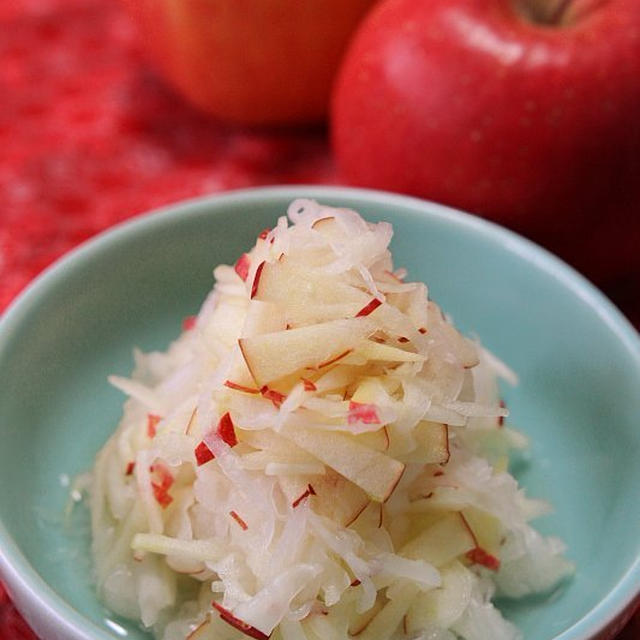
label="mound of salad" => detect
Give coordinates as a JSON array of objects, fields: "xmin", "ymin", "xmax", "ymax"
[{"xmin": 90, "ymin": 199, "xmax": 572, "ymax": 640}]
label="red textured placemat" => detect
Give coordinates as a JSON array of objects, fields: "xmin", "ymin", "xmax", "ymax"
[
  {"xmin": 0, "ymin": 0, "xmax": 337, "ymax": 314},
  {"xmin": 0, "ymin": 1, "xmax": 638, "ymax": 638}
]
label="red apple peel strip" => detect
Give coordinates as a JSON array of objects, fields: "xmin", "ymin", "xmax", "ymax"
[
  {"xmin": 152, "ymin": 483, "xmax": 173, "ymax": 508},
  {"xmin": 301, "ymin": 377, "xmax": 317, "ymax": 392},
  {"xmin": 315, "ymin": 348, "xmax": 353, "ymax": 370},
  {"xmin": 348, "ymin": 401, "xmax": 381, "ymax": 425},
  {"xmin": 355, "ymin": 298, "xmax": 382, "ymax": 317},
  {"xmin": 250, "ymin": 261, "xmax": 266, "ymax": 298},
  {"xmin": 235, "ymin": 254, "xmax": 251, "ymax": 282},
  {"xmin": 211, "ymin": 601, "xmax": 271, "ymax": 640},
  {"xmin": 225, "ymin": 380, "xmax": 260, "ymax": 394},
  {"xmin": 260, "ymin": 386, "xmax": 286, "ymax": 408},
  {"xmin": 147, "ymin": 413, "xmax": 161, "ymax": 438},
  {"xmin": 466, "ymin": 547, "xmax": 501, "ymax": 571},
  {"xmin": 182, "ymin": 315, "xmax": 197, "ymax": 331},
  {"xmin": 229, "ymin": 510, "xmax": 248, "ymax": 531},
  {"xmin": 292, "ymin": 483, "xmax": 317, "ymax": 508},
  {"xmin": 195, "ymin": 412, "xmax": 238, "ymax": 465}
]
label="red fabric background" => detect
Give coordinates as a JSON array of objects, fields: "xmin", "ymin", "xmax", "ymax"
[{"xmin": 0, "ymin": 1, "xmax": 638, "ymax": 638}]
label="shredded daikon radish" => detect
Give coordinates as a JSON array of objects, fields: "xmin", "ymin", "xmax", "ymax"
[{"xmin": 89, "ymin": 199, "xmax": 572, "ymax": 640}]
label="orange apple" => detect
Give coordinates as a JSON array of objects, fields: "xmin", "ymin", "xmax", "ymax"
[{"xmin": 121, "ymin": 0, "xmax": 378, "ymax": 125}]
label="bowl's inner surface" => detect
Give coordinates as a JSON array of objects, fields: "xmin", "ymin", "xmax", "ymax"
[{"xmin": 0, "ymin": 190, "xmax": 639, "ymax": 640}]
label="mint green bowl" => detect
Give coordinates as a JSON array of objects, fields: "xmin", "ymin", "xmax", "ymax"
[{"xmin": 0, "ymin": 187, "xmax": 639, "ymax": 640}]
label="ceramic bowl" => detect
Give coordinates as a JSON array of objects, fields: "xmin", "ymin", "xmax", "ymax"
[{"xmin": 0, "ymin": 186, "xmax": 639, "ymax": 640}]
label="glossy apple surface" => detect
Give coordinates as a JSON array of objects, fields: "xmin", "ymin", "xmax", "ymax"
[
  {"xmin": 332, "ymin": 0, "xmax": 640, "ymax": 237},
  {"xmin": 122, "ymin": 0, "xmax": 378, "ymax": 125}
]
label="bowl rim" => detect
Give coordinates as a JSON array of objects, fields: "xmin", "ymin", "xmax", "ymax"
[{"xmin": 0, "ymin": 184, "xmax": 638, "ymax": 640}]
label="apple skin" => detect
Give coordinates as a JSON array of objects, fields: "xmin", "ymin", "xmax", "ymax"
[
  {"xmin": 121, "ymin": 0, "xmax": 378, "ymax": 125},
  {"xmin": 331, "ymin": 0, "xmax": 640, "ymax": 237},
  {"xmin": 535, "ymin": 177, "xmax": 640, "ymax": 285}
]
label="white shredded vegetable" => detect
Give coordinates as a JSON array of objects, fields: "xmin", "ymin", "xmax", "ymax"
[{"xmin": 89, "ymin": 199, "xmax": 572, "ymax": 640}]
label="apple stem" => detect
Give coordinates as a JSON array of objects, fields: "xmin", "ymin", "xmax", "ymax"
[
  {"xmin": 547, "ymin": 0, "xmax": 574, "ymax": 23},
  {"xmin": 513, "ymin": 0, "xmax": 608, "ymax": 27},
  {"xmin": 515, "ymin": 0, "xmax": 597, "ymax": 26}
]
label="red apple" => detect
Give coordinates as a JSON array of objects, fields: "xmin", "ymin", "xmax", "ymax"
[
  {"xmin": 121, "ymin": 0, "xmax": 379, "ymax": 125},
  {"xmin": 331, "ymin": 0, "xmax": 640, "ymax": 238},
  {"xmin": 534, "ymin": 180, "xmax": 640, "ymax": 285}
]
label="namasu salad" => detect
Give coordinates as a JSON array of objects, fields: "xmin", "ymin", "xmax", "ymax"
[{"xmin": 90, "ymin": 200, "xmax": 573, "ymax": 640}]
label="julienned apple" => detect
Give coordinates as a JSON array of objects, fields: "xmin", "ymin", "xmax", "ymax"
[
  {"xmin": 121, "ymin": 0, "xmax": 377, "ymax": 125},
  {"xmin": 332, "ymin": 0, "xmax": 640, "ymax": 235}
]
